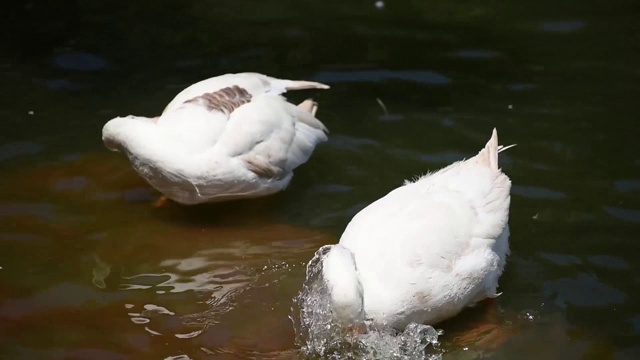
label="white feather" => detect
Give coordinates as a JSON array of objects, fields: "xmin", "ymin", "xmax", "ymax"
[
  {"xmin": 102, "ymin": 72, "xmax": 329, "ymax": 204},
  {"xmin": 322, "ymin": 128, "xmax": 513, "ymax": 329}
]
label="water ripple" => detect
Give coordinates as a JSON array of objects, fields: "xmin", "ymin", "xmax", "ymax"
[
  {"xmin": 449, "ymin": 49, "xmax": 501, "ymax": 59},
  {"xmin": 544, "ymin": 273, "xmax": 628, "ymax": 308},
  {"xmin": 326, "ymin": 134, "xmax": 381, "ymax": 153},
  {"xmin": 387, "ymin": 148, "xmax": 469, "ymax": 166},
  {"xmin": 587, "ymin": 255, "xmax": 631, "ymax": 271},
  {"xmin": 629, "ymin": 315, "xmax": 640, "ymax": 335},
  {"xmin": 539, "ymin": 20, "xmax": 586, "ymax": 33},
  {"xmin": 539, "ymin": 252, "xmax": 582, "ymax": 266},
  {"xmin": 512, "ymin": 185, "xmax": 567, "ymax": 200},
  {"xmin": 614, "ymin": 180, "xmax": 640, "ymax": 193},
  {"xmin": 0, "ymin": 142, "xmax": 43, "ymax": 162},
  {"xmin": 507, "ymin": 83, "xmax": 539, "ymax": 91},
  {"xmin": 604, "ymin": 206, "xmax": 640, "ymax": 224},
  {"xmin": 53, "ymin": 52, "xmax": 110, "ymax": 72},
  {"xmin": 0, "ymin": 203, "xmax": 57, "ymax": 221},
  {"xmin": 53, "ymin": 176, "xmax": 88, "ymax": 192},
  {"xmin": 313, "ymin": 70, "xmax": 451, "ymax": 85}
]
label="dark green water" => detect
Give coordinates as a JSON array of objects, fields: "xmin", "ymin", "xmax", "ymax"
[{"xmin": 1, "ymin": 0, "xmax": 639, "ymax": 359}]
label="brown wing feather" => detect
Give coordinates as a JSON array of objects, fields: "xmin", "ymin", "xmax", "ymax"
[{"xmin": 184, "ymin": 85, "xmax": 252, "ymax": 114}]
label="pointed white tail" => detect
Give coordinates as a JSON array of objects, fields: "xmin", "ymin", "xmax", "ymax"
[
  {"xmin": 475, "ymin": 128, "xmax": 516, "ymax": 169},
  {"xmin": 284, "ymin": 80, "xmax": 330, "ymax": 90}
]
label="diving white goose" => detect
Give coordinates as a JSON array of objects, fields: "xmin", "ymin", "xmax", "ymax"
[
  {"xmin": 102, "ymin": 72, "xmax": 329, "ymax": 205},
  {"xmin": 321, "ymin": 129, "xmax": 514, "ymax": 330}
]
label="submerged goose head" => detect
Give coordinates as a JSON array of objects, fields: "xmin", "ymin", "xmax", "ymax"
[
  {"xmin": 322, "ymin": 245, "xmax": 366, "ymax": 326},
  {"xmin": 102, "ymin": 115, "xmax": 192, "ymax": 172},
  {"xmin": 102, "ymin": 115, "xmax": 159, "ymax": 153}
]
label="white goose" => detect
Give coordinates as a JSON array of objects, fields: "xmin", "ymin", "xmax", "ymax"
[
  {"xmin": 102, "ymin": 73, "xmax": 329, "ymax": 205},
  {"xmin": 321, "ymin": 129, "xmax": 514, "ymax": 330}
]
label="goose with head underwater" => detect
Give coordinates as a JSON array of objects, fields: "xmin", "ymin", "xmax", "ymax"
[
  {"xmin": 321, "ymin": 129, "xmax": 515, "ymax": 330},
  {"xmin": 102, "ymin": 72, "xmax": 329, "ymax": 205}
]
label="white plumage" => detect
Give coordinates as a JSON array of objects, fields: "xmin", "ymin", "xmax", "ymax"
[
  {"xmin": 322, "ymin": 129, "xmax": 513, "ymax": 330},
  {"xmin": 102, "ymin": 72, "xmax": 329, "ymax": 205}
]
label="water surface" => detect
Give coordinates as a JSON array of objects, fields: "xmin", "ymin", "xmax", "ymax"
[{"xmin": 1, "ymin": 0, "xmax": 640, "ymax": 358}]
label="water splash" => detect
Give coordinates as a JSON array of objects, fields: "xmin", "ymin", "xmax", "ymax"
[{"xmin": 291, "ymin": 245, "xmax": 443, "ymax": 359}]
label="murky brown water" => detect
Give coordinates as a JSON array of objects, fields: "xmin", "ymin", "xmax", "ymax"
[
  {"xmin": 2, "ymin": 0, "xmax": 640, "ymax": 359},
  {"xmin": 0, "ymin": 153, "xmax": 619, "ymax": 359}
]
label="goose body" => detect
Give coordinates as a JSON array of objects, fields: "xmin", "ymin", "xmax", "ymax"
[
  {"xmin": 321, "ymin": 129, "xmax": 513, "ymax": 330},
  {"xmin": 102, "ymin": 73, "xmax": 329, "ymax": 204}
]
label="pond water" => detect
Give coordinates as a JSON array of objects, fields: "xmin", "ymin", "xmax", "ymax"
[{"xmin": 1, "ymin": 0, "xmax": 640, "ymax": 359}]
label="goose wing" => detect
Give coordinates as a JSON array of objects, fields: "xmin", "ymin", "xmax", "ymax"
[{"xmin": 211, "ymin": 94, "xmax": 328, "ymax": 179}]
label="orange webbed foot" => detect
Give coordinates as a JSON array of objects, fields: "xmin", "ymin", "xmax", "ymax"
[{"xmin": 152, "ymin": 195, "xmax": 168, "ymax": 208}]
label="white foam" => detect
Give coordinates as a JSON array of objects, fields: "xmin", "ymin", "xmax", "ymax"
[{"xmin": 291, "ymin": 246, "xmax": 443, "ymax": 359}]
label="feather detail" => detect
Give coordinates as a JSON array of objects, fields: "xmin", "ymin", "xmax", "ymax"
[
  {"xmin": 102, "ymin": 72, "xmax": 329, "ymax": 205},
  {"xmin": 184, "ymin": 85, "xmax": 252, "ymax": 114},
  {"xmin": 320, "ymin": 129, "xmax": 513, "ymax": 329}
]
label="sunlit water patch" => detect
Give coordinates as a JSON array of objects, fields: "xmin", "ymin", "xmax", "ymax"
[{"xmin": 292, "ymin": 246, "xmax": 443, "ymax": 360}]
